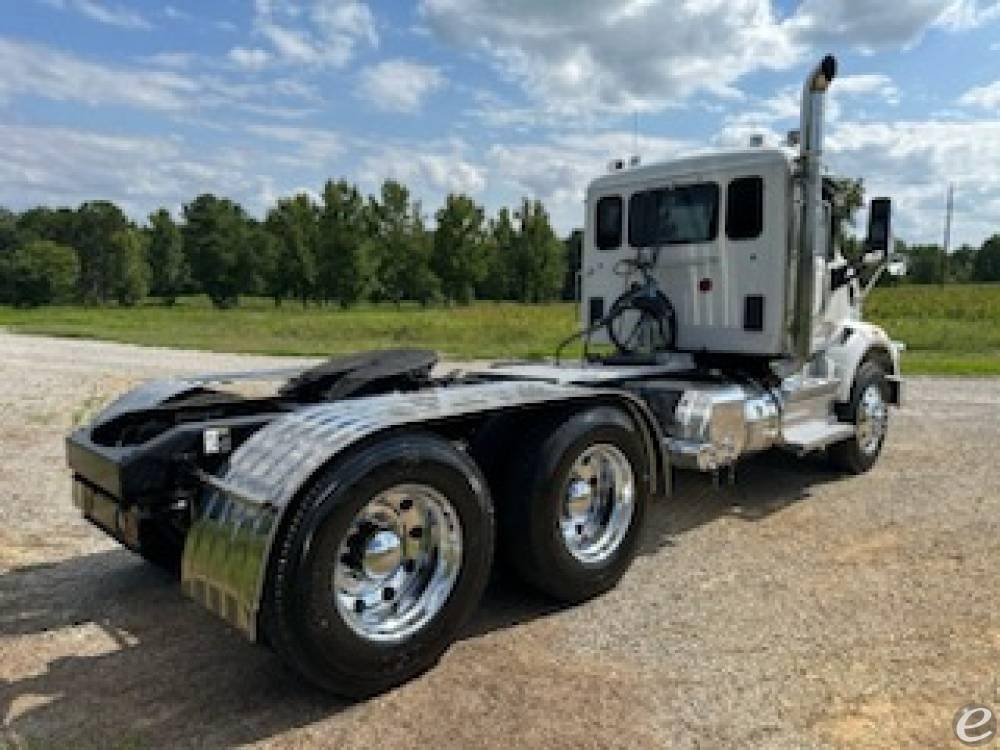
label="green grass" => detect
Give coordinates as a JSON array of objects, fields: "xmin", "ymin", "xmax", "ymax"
[
  {"xmin": 0, "ymin": 297, "xmax": 579, "ymax": 360},
  {"xmin": 0, "ymin": 285, "xmax": 998, "ymax": 375},
  {"xmin": 866, "ymin": 283, "xmax": 1000, "ymax": 375}
]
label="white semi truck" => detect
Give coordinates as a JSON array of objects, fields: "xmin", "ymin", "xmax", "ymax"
[{"xmin": 66, "ymin": 55, "xmax": 902, "ymax": 696}]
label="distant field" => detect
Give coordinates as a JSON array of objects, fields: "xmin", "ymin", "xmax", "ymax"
[
  {"xmin": 865, "ymin": 284, "xmax": 1000, "ymax": 375},
  {"xmin": 0, "ymin": 284, "xmax": 998, "ymax": 374},
  {"xmin": 0, "ymin": 299, "xmax": 579, "ymax": 360}
]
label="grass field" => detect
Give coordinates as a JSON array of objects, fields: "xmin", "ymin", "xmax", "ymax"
[{"xmin": 0, "ymin": 284, "xmax": 998, "ymax": 375}]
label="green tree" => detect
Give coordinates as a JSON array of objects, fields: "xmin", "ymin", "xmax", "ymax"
[
  {"xmin": 246, "ymin": 220, "xmax": 280, "ymax": 302},
  {"xmin": 511, "ymin": 199, "xmax": 566, "ymax": 302},
  {"xmin": 562, "ymin": 229, "xmax": 583, "ymax": 301},
  {"xmin": 16, "ymin": 207, "xmax": 78, "ymax": 249},
  {"xmin": 828, "ymin": 177, "xmax": 865, "ymax": 260},
  {"xmin": 974, "ymin": 235, "xmax": 1000, "ymax": 282},
  {"xmin": 74, "ymin": 201, "xmax": 130, "ymax": 303},
  {"xmin": 1, "ymin": 239, "xmax": 79, "ymax": 307},
  {"xmin": 433, "ymin": 194, "xmax": 487, "ymax": 304},
  {"xmin": 478, "ymin": 207, "xmax": 516, "ymax": 300},
  {"xmin": 904, "ymin": 244, "xmax": 944, "ymax": 284},
  {"xmin": 265, "ymin": 193, "xmax": 319, "ymax": 306},
  {"xmin": 146, "ymin": 208, "xmax": 187, "ymax": 304},
  {"xmin": 109, "ymin": 228, "xmax": 149, "ymax": 306},
  {"xmin": 949, "ymin": 244, "xmax": 977, "ymax": 283},
  {"xmin": 318, "ymin": 180, "xmax": 372, "ymax": 307},
  {"xmin": 369, "ymin": 180, "xmax": 439, "ymax": 305},
  {"xmin": 182, "ymin": 194, "xmax": 251, "ymax": 308}
]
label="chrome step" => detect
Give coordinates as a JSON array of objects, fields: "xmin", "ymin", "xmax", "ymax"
[{"xmin": 781, "ymin": 420, "xmax": 855, "ymax": 453}]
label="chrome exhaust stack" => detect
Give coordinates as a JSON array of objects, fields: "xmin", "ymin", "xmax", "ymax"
[{"xmin": 792, "ymin": 55, "xmax": 837, "ymax": 361}]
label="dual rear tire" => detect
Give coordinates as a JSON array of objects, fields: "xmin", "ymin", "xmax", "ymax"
[{"xmin": 262, "ymin": 407, "xmax": 650, "ymax": 697}]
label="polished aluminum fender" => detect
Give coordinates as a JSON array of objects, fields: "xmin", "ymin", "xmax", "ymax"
[{"xmin": 181, "ymin": 380, "xmax": 665, "ymax": 640}]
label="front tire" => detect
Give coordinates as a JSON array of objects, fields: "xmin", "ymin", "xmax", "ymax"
[
  {"xmin": 829, "ymin": 361, "xmax": 891, "ymax": 474},
  {"xmin": 499, "ymin": 406, "xmax": 650, "ymax": 603},
  {"xmin": 262, "ymin": 432, "xmax": 494, "ymax": 697}
]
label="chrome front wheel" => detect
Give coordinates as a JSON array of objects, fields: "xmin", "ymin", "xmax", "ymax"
[
  {"xmin": 829, "ymin": 361, "xmax": 891, "ymax": 474},
  {"xmin": 856, "ymin": 384, "xmax": 888, "ymax": 456}
]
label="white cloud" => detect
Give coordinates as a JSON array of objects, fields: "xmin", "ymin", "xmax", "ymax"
[
  {"xmin": 245, "ymin": 124, "xmax": 345, "ymax": 166},
  {"xmin": 357, "ymin": 59, "xmax": 444, "ymax": 113},
  {"xmin": 163, "ymin": 5, "xmax": 191, "ymax": 21},
  {"xmin": 228, "ymin": 47, "xmax": 271, "ymax": 71},
  {"xmin": 0, "ymin": 38, "xmax": 196, "ymax": 111},
  {"xmin": 487, "ymin": 131, "xmax": 698, "ymax": 228},
  {"xmin": 419, "ymin": 0, "xmax": 986, "ymax": 120},
  {"xmin": 253, "ymin": 0, "xmax": 377, "ymax": 68},
  {"xmin": 788, "ymin": 0, "xmax": 949, "ymax": 51},
  {"xmin": 420, "ymin": 0, "xmax": 800, "ymax": 115},
  {"xmin": 825, "ymin": 118, "xmax": 1000, "ymax": 244},
  {"xmin": 144, "ymin": 51, "xmax": 200, "ymax": 69},
  {"xmin": 43, "ymin": 0, "xmax": 151, "ymax": 30},
  {"xmin": 360, "ymin": 141, "xmax": 487, "ymax": 196},
  {"xmin": 0, "ymin": 38, "xmax": 318, "ymax": 117},
  {"xmin": 721, "ymin": 73, "xmax": 900, "ymax": 142},
  {"xmin": 959, "ymin": 80, "xmax": 1000, "ymax": 108},
  {"xmin": 937, "ymin": 0, "xmax": 1000, "ymax": 29},
  {"xmin": 0, "ymin": 124, "xmax": 257, "ymax": 216},
  {"xmin": 835, "ymin": 74, "xmax": 901, "ymax": 105}
]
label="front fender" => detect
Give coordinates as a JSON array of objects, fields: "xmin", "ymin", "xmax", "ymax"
[{"xmin": 826, "ymin": 322, "xmax": 904, "ymax": 404}]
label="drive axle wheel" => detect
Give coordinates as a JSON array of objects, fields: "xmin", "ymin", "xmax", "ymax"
[
  {"xmin": 829, "ymin": 361, "xmax": 891, "ymax": 474},
  {"xmin": 501, "ymin": 406, "xmax": 649, "ymax": 603},
  {"xmin": 262, "ymin": 433, "xmax": 494, "ymax": 697}
]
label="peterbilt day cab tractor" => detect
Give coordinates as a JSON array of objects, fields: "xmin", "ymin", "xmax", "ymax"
[{"xmin": 66, "ymin": 56, "xmax": 902, "ymax": 697}]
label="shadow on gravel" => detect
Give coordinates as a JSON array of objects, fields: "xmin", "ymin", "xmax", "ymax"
[
  {"xmin": 0, "ymin": 449, "xmax": 844, "ymax": 748},
  {"xmin": 640, "ymin": 448, "xmax": 846, "ymax": 555}
]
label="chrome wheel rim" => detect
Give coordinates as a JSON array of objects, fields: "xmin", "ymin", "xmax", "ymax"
[
  {"xmin": 857, "ymin": 384, "xmax": 888, "ymax": 456},
  {"xmin": 333, "ymin": 484, "xmax": 463, "ymax": 643},
  {"xmin": 560, "ymin": 443, "xmax": 635, "ymax": 564}
]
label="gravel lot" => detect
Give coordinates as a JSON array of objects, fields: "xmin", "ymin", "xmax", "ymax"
[{"xmin": 1, "ymin": 331, "xmax": 998, "ymax": 749}]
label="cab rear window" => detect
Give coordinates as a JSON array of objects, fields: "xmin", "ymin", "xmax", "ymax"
[
  {"xmin": 726, "ymin": 176, "xmax": 764, "ymax": 240},
  {"xmin": 628, "ymin": 183, "xmax": 719, "ymax": 247},
  {"xmin": 595, "ymin": 196, "xmax": 622, "ymax": 250}
]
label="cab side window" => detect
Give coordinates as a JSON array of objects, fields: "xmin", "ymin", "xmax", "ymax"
[
  {"xmin": 596, "ymin": 196, "xmax": 623, "ymax": 250},
  {"xmin": 726, "ymin": 177, "xmax": 764, "ymax": 241}
]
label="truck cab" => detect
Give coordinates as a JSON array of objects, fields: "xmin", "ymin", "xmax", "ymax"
[{"xmin": 582, "ymin": 149, "xmax": 794, "ymax": 357}]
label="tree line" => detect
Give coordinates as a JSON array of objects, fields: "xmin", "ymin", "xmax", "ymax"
[
  {"xmin": 889, "ymin": 238, "xmax": 1000, "ymax": 285},
  {"xmin": 0, "ymin": 179, "xmax": 580, "ymax": 308}
]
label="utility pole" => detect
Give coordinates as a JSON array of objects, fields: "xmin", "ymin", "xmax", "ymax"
[{"xmin": 941, "ymin": 183, "xmax": 954, "ymax": 288}]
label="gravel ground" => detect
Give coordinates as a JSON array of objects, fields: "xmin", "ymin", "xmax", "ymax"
[{"xmin": 0, "ymin": 331, "xmax": 997, "ymax": 749}]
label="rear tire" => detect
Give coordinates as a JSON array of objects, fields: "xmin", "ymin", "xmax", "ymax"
[
  {"xmin": 829, "ymin": 361, "xmax": 890, "ymax": 474},
  {"xmin": 499, "ymin": 406, "xmax": 650, "ymax": 603},
  {"xmin": 262, "ymin": 432, "xmax": 494, "ymax": 697}
]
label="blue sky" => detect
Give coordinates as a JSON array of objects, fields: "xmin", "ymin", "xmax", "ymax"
[{"xmin": 2, "ymin": 0, "xmax": 1000, "ymax": 245}]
